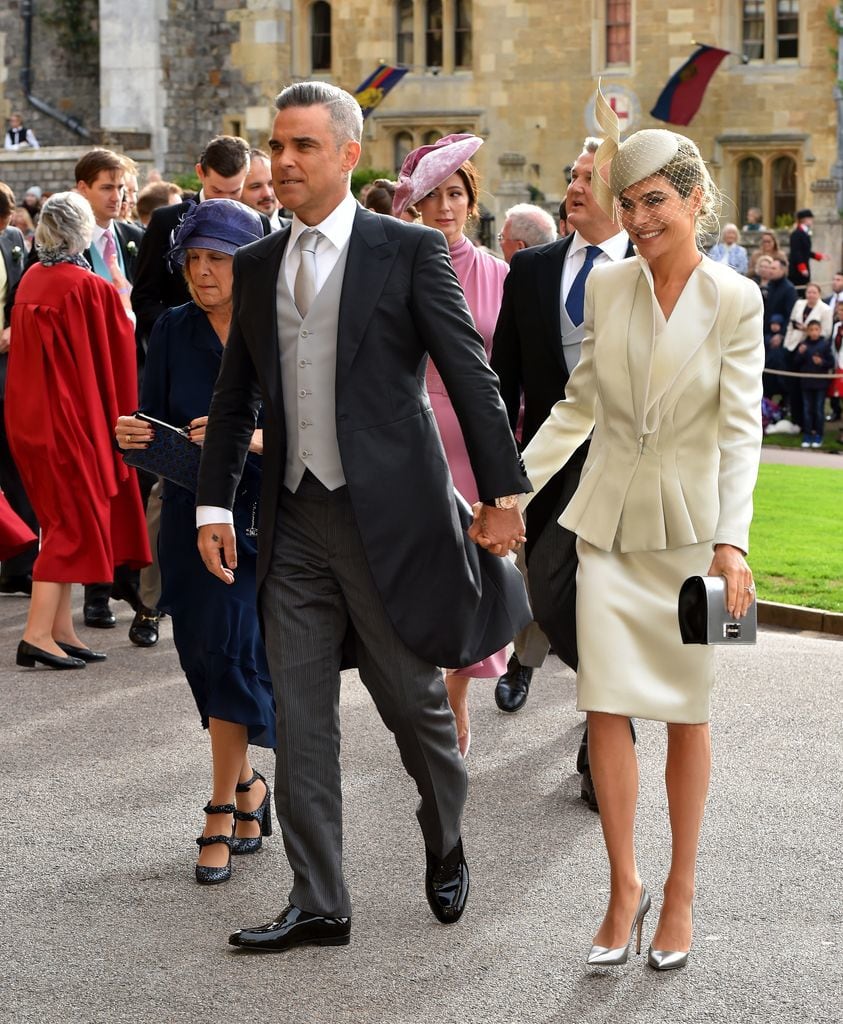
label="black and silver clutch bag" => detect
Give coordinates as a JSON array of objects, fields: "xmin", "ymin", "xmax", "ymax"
[
  {"xmin": 121, "ymin": 412, "xmax": 202, "ymax": 492},
  {"xmin": 678, "ymin": 575, "xmax": 757, "ymax": 645}
]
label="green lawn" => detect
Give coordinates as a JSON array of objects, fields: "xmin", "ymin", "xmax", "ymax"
[{"xmin": 750, "ymin": 463, "xmax": 843, "ymax": 612}]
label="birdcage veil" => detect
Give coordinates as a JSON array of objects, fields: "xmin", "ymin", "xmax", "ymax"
[{"xmin": 591, "ymin": 82, "xmax": 722, "ymax": 244}]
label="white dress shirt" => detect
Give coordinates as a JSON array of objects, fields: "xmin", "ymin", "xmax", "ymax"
[
  {"xmin": 560, "ymin": 228, "xmax": 630, "ymax": 303},
  {"xmin": 197, "ymin": 192, "xmax": 359, "ymax": 528}
]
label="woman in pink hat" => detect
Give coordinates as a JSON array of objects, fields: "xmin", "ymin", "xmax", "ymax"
[{"xmin": 394, "ymin": 135, "xmax": 509, "ymax": 758}]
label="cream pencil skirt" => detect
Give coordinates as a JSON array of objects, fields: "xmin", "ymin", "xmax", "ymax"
[{"xmin": 575, "ymin": 537, "xmax": 715, "ymax": 724}]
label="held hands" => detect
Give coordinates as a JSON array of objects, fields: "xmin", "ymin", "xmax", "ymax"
[
  {"xmin": 197, "ymin": 524, "xmax": 237, "ymax": 584},
  {"xmin": 468, "ymin": 502, "xmax": 526, "ymax": 557},
  {"xmin": 708, "ymin": 543, "xmax": 754, "ymax": 619}
]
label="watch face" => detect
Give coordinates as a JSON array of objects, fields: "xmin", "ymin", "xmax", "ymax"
[{"xmin": 497, "ymin": 494, "xmax": 519, "ymax": 510}]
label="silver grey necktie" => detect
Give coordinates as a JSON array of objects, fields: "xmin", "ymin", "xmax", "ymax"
[{"xmin": 294, "ymin": 229, "xmax": 321, "ymax": 317}]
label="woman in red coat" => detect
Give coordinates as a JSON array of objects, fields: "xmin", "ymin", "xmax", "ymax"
[{"xmin": 6, "ymin": 191, "xmax": 150, "ymax": 669}]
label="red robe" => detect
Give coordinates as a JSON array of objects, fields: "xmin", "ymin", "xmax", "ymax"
[{"xmin": 5, "ymin": 262, "xmax": 150, "ymax": 582}]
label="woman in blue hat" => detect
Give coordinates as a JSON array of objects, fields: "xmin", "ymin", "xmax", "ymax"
[{"xmin": 116, "ymin": 199, "xmax": 275, "ymax": 885}]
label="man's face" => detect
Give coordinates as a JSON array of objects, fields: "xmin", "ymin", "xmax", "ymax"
[
  {"xmin": 9, "ymin": 115, "xmax": 22, "ymax": 129},
  {"xmin": 268, "ymin": 104, "xmax": 360, "ymax": 225},
  {"xmin": 77, "ymin": 169, "xmax": 125, "ymax": 226},
  {"xmin": 756, "ymin": 257, "xmax": 773, "ymax": 282},
  {"xmin": 499, "ymin": 219, "xmax": 525, "ymax": 265},
  {"xmin": 806, "ymin": 323, "xmax": 821, "ymax": 341},
  {"xmin": 833, "ymin": 273, "xmax": 843, "ymax": 293},
  {"xmin": 196, "ymin": 166, "xmax": 247, "ymax": 200},
  {"xmin": 564, "ymin": 152, "xmax": 617, "ymax": 243},
  {"xmin": 241, "ymin": 156, "xmax": 277, "ymax": 215},
  {"xmin": 770, "ymin": 260, "xmax": 786, "ymax": 280}
]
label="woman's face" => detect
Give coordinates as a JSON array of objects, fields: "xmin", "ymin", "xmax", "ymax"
[
  {"xmin": 416, "ymin": 173, "xmax": 470, "ymax": 247},
  {"xmin": 617, "ymin": 173, "xmax": 698, "ymax": 260},
  {"xmin": 805, "ymin": 284, "xmax": 821, "ymax": 304},
  {"xmin": 185, "ymin": 247, "xmax": 234, "ymax": 311},
  {"xmin": 722, "ymin": 225, "xmax": 739, "ymax": 245},
  {"xmin": 760, "ymin": 233, "xmax": 776, "ymax": 251}
]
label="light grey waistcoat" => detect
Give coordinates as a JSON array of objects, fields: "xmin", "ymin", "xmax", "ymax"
[
  {"xmin": 276, "ymin": 241, "xmax": 350, "ymax": 491},
  {"xmin": 558, "ymin": 298, "xmax": 585, "ymax": 375}
]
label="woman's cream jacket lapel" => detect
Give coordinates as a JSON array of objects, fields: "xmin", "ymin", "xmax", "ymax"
[{"xmin": 522, "ymin": 255, "xmax": 764, "ymax": 555}]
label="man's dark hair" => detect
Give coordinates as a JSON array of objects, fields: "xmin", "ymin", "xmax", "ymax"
[
  {"xmin": 249, "ymin": 147, "xmax": 271, "ymax": 163},
  {"xmin": 75, "ymin": 148, "xmax": 132, "ymax": 187},
  {"xmin": 198, "ymin": 136, "xmax": 251, "ymax": 177}
]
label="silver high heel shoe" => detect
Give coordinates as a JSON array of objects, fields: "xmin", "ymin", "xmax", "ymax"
[
  {"xmin": 586, "ymin": 885, "xmax": 651, "ymax": 966},
  {"xmin": 647, "ymin": 906, "xmax": 693, "ymax": 971}
]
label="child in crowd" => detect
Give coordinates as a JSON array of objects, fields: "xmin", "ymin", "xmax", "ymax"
[{"xmin": 794, "ymin": 320, "xmax": 834, "ymax": 447}]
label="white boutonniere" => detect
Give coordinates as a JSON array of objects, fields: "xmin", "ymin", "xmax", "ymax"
[
  {"xmin": 11, "ymin": 246, "xmax": 22, "ymax": 263},
  {"xmin": 126, "ymin": 240, "xmax": 137, "ymax": 255}
]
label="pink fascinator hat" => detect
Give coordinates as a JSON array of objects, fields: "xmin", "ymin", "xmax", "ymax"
[{"xmin": 392, "ymin": 133, "xmax": 484, "ymax": 218}]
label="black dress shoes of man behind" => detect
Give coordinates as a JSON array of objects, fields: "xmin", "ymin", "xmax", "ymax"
[
  {"xmin": 229, "ymin": 904, "xmax": 350, "ymax": 952},
  {"xmin": 494, "ymin": 652, "xmax": 533, "ymax": 713},
  {"xmin": 425, "ymin": 837, "xmax": 469, "ymax": 924},
  {"xmin": 129, "ymin": 606, "xmax": 160, "ymax": 647}
]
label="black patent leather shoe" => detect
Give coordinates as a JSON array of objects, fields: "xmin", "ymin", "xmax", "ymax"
[
  {"xmin": 425, "ymin": 838, "xmax": 469, "ymax": 924},
  {"xmin": 229, "ymin": 904, "xmax": 351, "ymax": 952},
  {"xmin": 56, "ymin": 642, "xmax": 107, "ymax": 662},
  {"xmin": 16, "ymin": 640, "xmax": 86, "ymax": 670},
  {"xmin": 0, "ymin": 574, "xmax": 33, "ymax": 596},
  {"xmin": 83, "ymin": 602, "xmax": 116, "ymax": 628},
  {"xmin": 129, "ymin": 606, "xmax": 159, "ymax": 647},
  {"xmin": 494, "ymin": 653, "xmax": 533, "ymax": 713}
]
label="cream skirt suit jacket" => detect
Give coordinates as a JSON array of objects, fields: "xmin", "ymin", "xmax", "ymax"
[{"xmin": 522, "ymin": 255, "xmax": 764, "ymax": 723}]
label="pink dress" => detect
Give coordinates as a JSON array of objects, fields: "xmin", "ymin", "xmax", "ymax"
[{"xmin": 427, "ymin": 236, "xmax": 509, "ymax": 677}]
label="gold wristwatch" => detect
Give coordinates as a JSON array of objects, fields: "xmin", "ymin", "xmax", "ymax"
[{"xmin": 482, "ymin": 494, "xmax": 520, "ymax": 510}]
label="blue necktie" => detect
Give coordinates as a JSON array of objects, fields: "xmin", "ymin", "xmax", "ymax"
[{"xmin": 565, "ymin": 245, "xmax": 602, "ymax": 326}]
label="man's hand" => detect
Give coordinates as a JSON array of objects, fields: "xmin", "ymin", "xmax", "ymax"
[
  {"xmin": 198, "ymin": 523, "xmax": 237, "ymax": 584},
  {"xmin": 467, "ymin": 502, "xmax": 526, "ymax": 557}
]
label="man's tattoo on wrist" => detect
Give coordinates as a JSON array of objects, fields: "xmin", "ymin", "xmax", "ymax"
[{"xmin": 211, "ymin": 533, "xmax": 220, "ymax": 543}]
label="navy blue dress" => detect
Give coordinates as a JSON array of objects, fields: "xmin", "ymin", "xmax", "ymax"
[{"xmin": 141, "ymin": 303, "xmax": 275, "ymax": 748}]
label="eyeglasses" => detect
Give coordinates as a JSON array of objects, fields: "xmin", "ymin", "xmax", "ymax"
[{"xmin": 496, "ymin": 231, "xmax": 508, "ymax": 242}]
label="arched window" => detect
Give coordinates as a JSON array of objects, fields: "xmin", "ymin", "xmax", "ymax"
[
  {"xmin": 394, "ymin": 131, "xmax": 414, "ymax": 171},
  {"xmin": 455, "ymin": 0, "xmax": 472, "ymax": 68},
  {"xmin": 771, "ymin": 155, "xmax": 796, "ymax": 224},
  {"xmin": 396, "ymin": 0, "xmax": 414, "ymax": 66},
  {"xmin": 738, "ymin": 156, "xmax": 763, "ymax": 224},
  {"xmin": 311, "ymin": 1, "xmax": 331, "ymax": 70},
  {"xmin": 422, "ymin": 129, "xmax": 442, "ymax": 145},
  {"xmin": 426, "ymin": 0, "xmax": 443, "ymax": 68}
]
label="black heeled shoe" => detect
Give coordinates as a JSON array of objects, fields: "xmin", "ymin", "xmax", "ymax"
[
  {"xmin": 195, "ymin": 802, "xmax": 235, "ymax": 885},
  {"xmin": 16, "ymin": 640, "xmax": 86, "ymax": 670},
  {"xmin": 56, "ymin": 642, "xmax": 107, "ymax": 662},
  {"xmin": 232, "ymin": 770, "xmax": 273, "ymax": 856}
]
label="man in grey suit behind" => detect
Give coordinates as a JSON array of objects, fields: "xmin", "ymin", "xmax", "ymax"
[{"xmin": 196, "ymin": 82, "xmax": 531, "ymax": 953}]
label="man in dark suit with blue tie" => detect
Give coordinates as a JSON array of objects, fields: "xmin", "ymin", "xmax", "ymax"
[
  {"xmin": 491, "ymin": 139, "xmax": 635, "ymax": 807},
  {"xmin": 195, "ymin": 82, "xmax": 531, "ymax": 952}
]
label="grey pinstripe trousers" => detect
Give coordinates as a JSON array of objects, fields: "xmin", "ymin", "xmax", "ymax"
[{"xmin": 260, "ymin": 473, "xmax": 467, "ymax": 918}]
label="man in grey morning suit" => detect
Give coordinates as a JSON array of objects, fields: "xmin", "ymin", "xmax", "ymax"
[{"xmin": 195, "ymin": 82, "xmax": 531, "ymax": 953}]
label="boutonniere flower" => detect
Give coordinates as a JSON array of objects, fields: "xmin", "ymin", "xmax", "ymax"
[
  {"xmin": 126, "ymin": 241, "xmax": 137, "ymax": 255},
  {"xmin": 11, "ymin": 246, "xmax": 22, "ymax": 263}
]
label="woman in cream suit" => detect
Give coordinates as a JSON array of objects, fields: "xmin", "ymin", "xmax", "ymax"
[{"xmin": 515, "ymin": 121, "xmax": 764, "ymax": 970}]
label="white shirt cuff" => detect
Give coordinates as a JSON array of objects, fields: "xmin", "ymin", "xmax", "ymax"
[{"xmin": 196, "ymin": 505, "xmax": 234, "ymax": 528}]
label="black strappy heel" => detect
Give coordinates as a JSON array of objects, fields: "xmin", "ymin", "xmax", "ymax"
[
  {"xmin": 195, "ymin": 802, "xmax": 235, "ymax": 884},
  {"xmin": 232, "ymin": 770, "xmax": 272, "ymax": 856}
]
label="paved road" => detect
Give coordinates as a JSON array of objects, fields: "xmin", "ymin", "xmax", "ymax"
[
  {"xmin": 761, "ymin": 445, "xmax": 843, "ymax": 469},
  {"xmin": 1, "ymin": 594, "xmax": 840, "ymax": 1024}
]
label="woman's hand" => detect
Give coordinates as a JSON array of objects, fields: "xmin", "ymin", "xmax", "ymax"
[
  {"xmin": 0, "ymin": 326, "xmax": 10, "ymax": 355},
  {"xmin": 115, "ymin": 414, "xmax": 153, "ymax": 450},
  {"xmin": 186, "ymin": 415, "xmax": 209, "ymax": 445},
  {"xmin": 707, "ymin": 543, "xmax": 755, "ymax": 618},
  {"xmin": 248, "ymin": 428, "xmax": 264, "ymax": 455}
]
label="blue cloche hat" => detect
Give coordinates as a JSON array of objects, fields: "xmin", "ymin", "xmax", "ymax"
[{"xmin": 169, "ymin": 198, "xmax": 263, "ymax": 264}]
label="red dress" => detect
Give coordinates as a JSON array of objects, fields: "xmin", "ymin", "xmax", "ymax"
[
  {"xmin": 0, "ymin": 490, "xmax": 37, "ymax": 561},
  {"xmin": 5, "ymin": 262, "xmax": 150, "ymax": 582}
]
